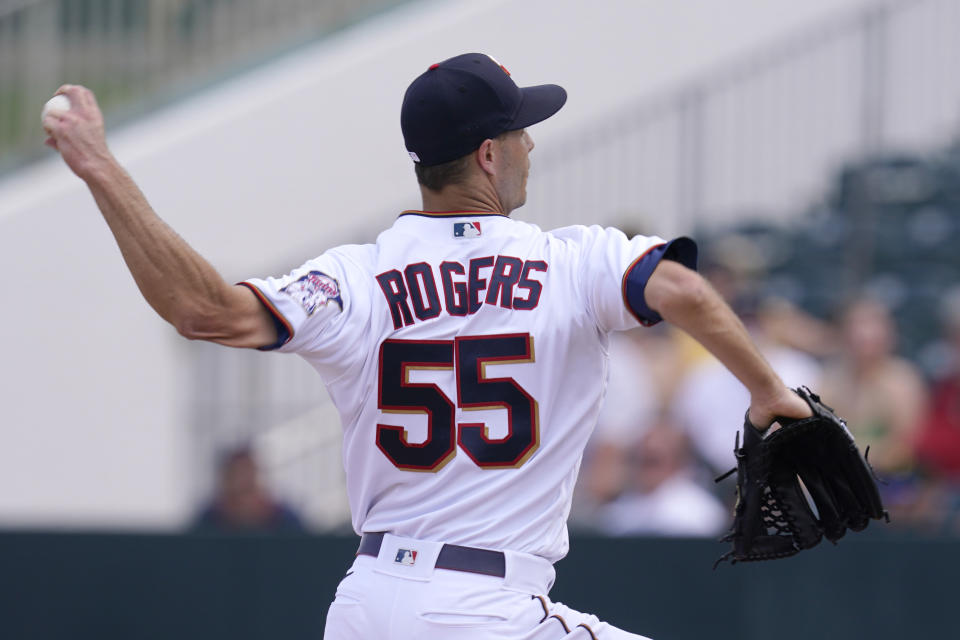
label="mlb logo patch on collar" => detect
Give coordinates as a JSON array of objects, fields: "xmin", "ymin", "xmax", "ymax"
[
  {"xmin": 395, "ymin": 548, "xmax": 418, "ymax": 566},
  {"xmin": 453, "ymin": 222, "xmax": 481, "ymax": 238}
]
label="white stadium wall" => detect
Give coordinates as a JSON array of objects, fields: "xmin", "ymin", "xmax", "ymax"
[{"xmin": 0, "ymin": 0, "xmax": 872, "ymax": 528}]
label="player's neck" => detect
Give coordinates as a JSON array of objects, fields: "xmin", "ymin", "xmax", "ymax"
[{"xmin": 419, "ymin": 180, "xmax": 510, "ymax": 216}]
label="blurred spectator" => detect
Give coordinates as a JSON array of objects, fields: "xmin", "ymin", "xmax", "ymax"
[
  {"xmin": 193, "ymin": 447, "xmax": 306, "ymax": 532},
  {"xmin": 573, "ymin": 325, "xmax": 700, "ymax": 522},
  {"xmin": 914, "ymin": 289, "xmax": 960, "ymax": 531},
  {"xmin": 916, "ymin": 288, "xmax": 960, "ymax": 476},
  {"xmin": 572, "ymin": 439, "xmax": 629, "ymax": 524},
  {"xmin": 820, "ymin": 297, "xmax": 928, "ymax": 524},
  {"xmin": 821, "ymin": 297, "xmax": 928, "ymax": 474},
  {"xmin": 593, "ymin": 421, "xmax": 728, "ymax": 537}
]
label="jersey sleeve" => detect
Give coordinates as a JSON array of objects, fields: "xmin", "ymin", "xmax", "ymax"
[
  {"xmin": 571, "ymin": 226, "xmax": 698, "ymax": 332},
  {"xmin": 240, "ymin": 250, "xmax": 358, "ymax": 355}
]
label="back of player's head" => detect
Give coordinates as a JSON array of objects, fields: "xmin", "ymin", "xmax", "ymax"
[{"xmin": 401, "ymin": 53, "xmax": 566, "ymax": 168}]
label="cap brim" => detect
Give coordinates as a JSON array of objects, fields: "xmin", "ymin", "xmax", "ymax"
[{"xmin": 509, "ymin": 84, "xmax": 567, "ymax": 130}]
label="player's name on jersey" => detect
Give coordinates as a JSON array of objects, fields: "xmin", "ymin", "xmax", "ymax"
[{"xmin": 376, "ymin": 256, "xmax": 548, "ymax": 329}]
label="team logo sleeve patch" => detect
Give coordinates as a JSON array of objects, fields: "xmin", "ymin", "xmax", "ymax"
[{"xmin": 280, "ymin": 270, "xmax": 344, "ymax": 316}]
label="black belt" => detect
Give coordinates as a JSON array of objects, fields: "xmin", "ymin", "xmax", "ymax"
[{"xmin": 357, "ymin": 532, "xmax": 506, "ymax": 578}]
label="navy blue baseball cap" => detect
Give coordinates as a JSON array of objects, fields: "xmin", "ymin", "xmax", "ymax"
[{"xmin": 401, "ymin": 53, "xmax": 567, "ymax": 166}]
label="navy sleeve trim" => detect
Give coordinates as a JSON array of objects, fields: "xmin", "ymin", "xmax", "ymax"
[
  {"xmin": 238, "ymin": 282, "xmax": 293, "ymax": 351},
  {"xmin": 621, "ymin": 236, "xmax": 698, "ymax": 326}
]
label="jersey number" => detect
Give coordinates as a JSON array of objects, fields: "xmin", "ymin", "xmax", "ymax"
[{"xmin": 376, "ymin": 334, "xmax": 539, "ymax": 471}]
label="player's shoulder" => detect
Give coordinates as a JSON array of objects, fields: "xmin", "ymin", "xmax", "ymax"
[
  {"xmin": 543, "ymin": 224, "xmax": 636, "ymax": 256},
  {"xmin": 547, "ymin": 223, "xmax": 627, "ymax": 242},
  {"xmin": 319, "ymin": 242, "xmax": 379, "ymax": 273}
]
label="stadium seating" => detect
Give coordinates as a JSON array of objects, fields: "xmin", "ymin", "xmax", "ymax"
[{"xmin": 699, "ymin": 143, "xmax": 960, "ymax": 377}]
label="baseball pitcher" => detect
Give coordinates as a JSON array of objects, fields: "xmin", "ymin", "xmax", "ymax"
[{"xmin": 44, "ymin": 53, "xmax": 815, "ymax": 639}]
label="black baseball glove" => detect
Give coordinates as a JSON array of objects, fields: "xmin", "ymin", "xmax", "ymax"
[{"xmin": 714, "ymin": 386, "xmax": 888, "ymax": 566}]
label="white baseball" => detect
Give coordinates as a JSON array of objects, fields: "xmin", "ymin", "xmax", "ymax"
[{"xmin": 41, "ymin": 94, "xmax": 71, "ymax": 123}]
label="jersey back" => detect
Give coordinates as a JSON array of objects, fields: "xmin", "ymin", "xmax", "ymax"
[{"xmin": 244, "ymin": 211, "xmax": 693, "ymax": 562}]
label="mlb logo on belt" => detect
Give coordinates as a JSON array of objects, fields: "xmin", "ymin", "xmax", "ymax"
[
  {"xmin": 453, "ymin": 222, "xmax": 481, "ymax": 238},
  {"xmin": 395, "ymin": 549, "xmax": 418, "ymax": 565}
]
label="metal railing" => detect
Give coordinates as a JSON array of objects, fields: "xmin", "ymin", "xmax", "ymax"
[
  {"xmin": 524, "ymin": 0, "xmax": 960, "ymax": 237},
  {"xmin": 0, "ymin": 0, "xmax": 409, "ymax": 172}
]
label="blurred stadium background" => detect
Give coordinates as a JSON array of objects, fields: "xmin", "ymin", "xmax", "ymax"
[{"xmin": 2, "ymin": 0, "xmax": 960, "ymax": 638}]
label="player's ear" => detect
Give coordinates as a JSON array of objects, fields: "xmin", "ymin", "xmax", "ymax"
[{"xmin": 476, "ymin": 138, "xmax": 497, "ymax": 177}]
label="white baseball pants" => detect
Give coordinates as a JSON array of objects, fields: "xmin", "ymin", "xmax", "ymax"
[{"xmin": 323, "ymin": 533, "xmax": 653, "ymax": 639}]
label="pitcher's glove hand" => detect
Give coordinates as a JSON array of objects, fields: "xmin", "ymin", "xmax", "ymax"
[{"xmin": 714, "ymin": 386, "xmax": 888, "ymax": 566}]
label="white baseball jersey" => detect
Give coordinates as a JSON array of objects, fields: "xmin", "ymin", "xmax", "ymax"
[{"xmin": 243, "ymin": 211, "xmax": 696, "ymax": 563}]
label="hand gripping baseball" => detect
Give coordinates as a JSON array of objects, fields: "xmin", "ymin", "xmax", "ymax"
[
  {"xmin": 715, "ymin": 386, "xmax": 889, "ymax": 566},
  {"xmin": 42, "ymin": 85, "xmax": 116, "ymax": 181}
]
